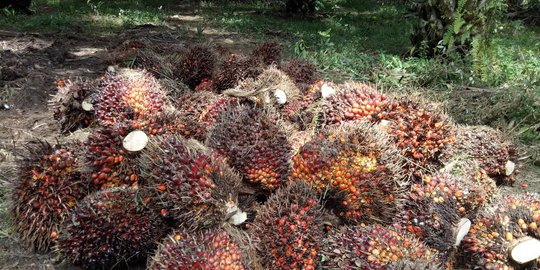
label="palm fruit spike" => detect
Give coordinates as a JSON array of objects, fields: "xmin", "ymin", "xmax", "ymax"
[
  {"xmin": 440, "ymin": 125, "xmax": 519, "ymax": 186},
  {"xmin": 173, "ymin": 91, "xmax": 237, "ymax": 141},
  {"xmin": 138, "ymin": 134, "xmax": 244, "ymax": 228},
  {"xmin": 86, "ymin": 124, "xmax": 144, "ymax": 189},
  {"xmin": 321, "ymin": 224, "xmax": 441, "ymax": 270},
  {"xmin": 11, "ymin": 141, "xmax": 89, "ymax": 252},
  {"xmin": 148, "ymin": 226, "xmax": 252, "ymax": 270},
  {"xmin": 55, "ymin": 187, "xmax": 166, "ymax": 269},
  {"xmin": 92, "ymin": 68, "xmax": 168, "ymax": 134},
  {"xmin": 250, "ymin": 41, "xmax": 281, "ymax": 65},
  {"xmin": 319, "ymin": 82, "xmax": 390, "ymax": 126},
  {"xmin": 384, "ymin": 259, "xmax": 445, "ymax": 270},
  {"xmin": 384, "ymin": 97, "xmax": 456, "ymax": 178},
  {"xmin": 290, "ymin": 121, "xmax": 405, "ymax": 224},
  {"xmin": 49, "ymin": 79, "xmax": 95, "ymax": 134},
  {"xmin": 460, "ymin": 193, "xmax": 540, "ymax": 269},
  {"xmin": 214, "ymin": 53, "xmax": 264, "ymax": 92},
  {"xmin": 177, "ymin": 45, "xmax": 216, "ymax": 89},
  {"xmin": 279, "ymin": 59, "xmax": 319, "ymax": 90},
  {"xmin": 207, "ymin": 104, "xmax": 292, "ymax": 191},
  {"xmin": 251, "ymin": 180, "xmax": 325, "ymax": 270}
]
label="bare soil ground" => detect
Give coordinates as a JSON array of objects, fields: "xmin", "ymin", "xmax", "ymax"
[{"xmin": 0, "ymin": 8, "xmax": 539, "ymax": 270}]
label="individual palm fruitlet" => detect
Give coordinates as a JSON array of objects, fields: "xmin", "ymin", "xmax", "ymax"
[
  {"xmin": 138, "ymin": 134, "xmax": 244, "ymax": 228},
  {"xmin": 290, "ymin": 122, "xmax": 404, "ymax": 223},
  {"xmin": 148, "ymin": 227, "xmax": 250, "ymax": 270},
  {"xmin": 321, "ymin": 224, "xmax": 441, "ymax": 270},
  {"xmin": 252, "ymin": 181, "xmax": 325, "ymax": 270},
  {"xmin": 55, "ymin": 187, "xmax": 166, "ymax": 269},
  {"xmin": 12, "ymin": 142, "xmax": 89, "ymax": 252},
  {"xmin": 49, "ymin": 79, "xmax": 95, "ymax": 134},
  {"xmin": 207, "ymin": 104, "xmax": 292, "ymax": 191}
]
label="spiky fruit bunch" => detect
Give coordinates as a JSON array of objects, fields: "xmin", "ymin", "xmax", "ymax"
[
  {"xmin": 252, "ymin": 181, "xmax": 325, "ymax": 270},
  {"xmin": 460, "ymin": 193, "xmax": 540, "ymax": 269},
  {"xmin": 148, "ymin": 227, "xmax": 248, "ymax": 269},
  {"xmin": 107, "ymin": 39, "xmax": 146, "ymax": 66},
  {"xmin": 195, "ymin": 78, "xmax": 216, "ymax": 92},
  {"xmin": 250, "ymin": 41, "xmax": 281, "ymax": 65},
  {"xmin": 177, "ymin": 45, "xmax": 216, "ymax": 89},
  {"xmin": 138, "ymin": 135, "xmax": 243, "ymax": 227},
  {"xmin": 290, "ymin": 122, "xmax": 404, "ymax": 223},
  {"xmin": 207, "ymin": 104, "xmax": 292, "ymax": 190},
  {"xmin": 130, "ymin": 49, "xmax": 176, "ymax": 79},
  {"xmin": 86, "ymin": 124, "xmax": 142, "ymax": 189},
  {"xmin": 384, "ymin": 259, "xmax": 445, "ymax": 270},
  {"xmin": 320, "ymin": 82, "xmax": 390, "ymax": 126},
  {"xmin": 49, "ymin": 79, "xmax": 95, "ymax": 134},
  {"xmin": 280, "ymin": 59, "xmax": 319, "ymax": 89},
  {"xmin": 173, "ymin": 91, "xmax": 237, "ymax": 140},
  {"xmin": 92, "ymin": 69, "xmax": 169, "ymax": 133},
  {"xmin": 12, "ymin": 142, "xmax": 89, "ymax": 252},
  {"xmin": 441, "ymin": 125, "xmax": 519, "ymax": 186},
  {"xmin": 214, "ymin": 54, "xmax": 264, "ymax": 92},
  {"xmin": 321, "ymin": 224, "xmax": 441, "ymax": 270},
  {"xmin": 55, "ymin": 187, "xmax": 166, "ymax": 269},
  {"xmin": 385, "ymin": 98, "xmax": 456, "ymax": 178}
]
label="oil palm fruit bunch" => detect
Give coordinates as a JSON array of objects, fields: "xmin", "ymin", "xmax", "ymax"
[
  {"xmin": 12, "ymin": 141, "xmax": 89, "ymax": 252},
  {"xmin": 321, "ymin": 224, "xmax": 441, "ymax": 270},
  {"xmin": 460, "ymin": 193, "xmax": 540, "ymax": 269},
  {"xmin": 320, "ymin": 82, "xmax": 389, "ymax": 126},
  {"xmin": 92, "ymin": 69, "xmax": 169, "ymax": 134},
  {"xmin": 49, "ymin": 79, "xmax": 96, "ymax": 134},
  {"xmin": 290, "ymin": 122, "xmax": 404, "ymax": 223},
  {"xmin": 252, "ymin": 180, "xmax": 325, "ymax": 270},
  {"xmin": 173, "ymin": 91, "xmax": 237, "ymax": 141},
  {"xmin": 194, "ymin": 78, "xmax": 216, "ymax": 92},
  {"xmin": 138, "ymin": 134, "xmax": 245, "ymax": 228},
  {"xmin": 440, "ymin": 125, "xmax": 519, "ymax": 186},
  {"xmin": 214, "ymin": 53, "xmax": 264, "ymax": 92},
  {"xmin": 177, "ymin": 45, "xmax": 217, "ymax": 89},
  {"xmin": 384, "ymin": 97, "xmax": 456, "ymax": 178},
  {"xmin": 55, "ymin": 187, "xmax": 166, "ymax": 269},
  {"xmin": 207, "ymin": 104, "xmax": 292, "ymax": 191},
  {"xmin": 250, "ymin": 41, "xmax": 282, "ymax": 65},
  {"xmin": 148, "ymin": 227, "xmax": 251, "ymax": 269},
  {"xmin": 385, "ymin": 259, "xmax": 445, "ymax": 270},
  {"xmin": 279, "ymin": 59, "xmax": 319, "ymax": 90},
  {"xmin": 107, "ymin": 39, "xmax": 145, "ymax": 67}
]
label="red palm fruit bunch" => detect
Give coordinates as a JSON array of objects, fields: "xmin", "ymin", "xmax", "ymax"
[
  {"xmin": 92, "ymin": 69, "xmax": 169, "ymax": 134},
  {"xmin": 207, "ymin": 104, "xmax": 293, "ymax": 191},
  {"xmin": 281, "ymin": 80, "xmax": 334, "ymax": 130},
  {"xmin": 138, "ymin": 134, "xmax": 244, "ymax": 228},
  {"xmin": 384, "ymin": 259, "xmax": 445, "ymax": 270},
  {"xmin": 55, "ymin": 187, "xmax": 166, "ymax": 269},
  {"xmin": 195, "ymin": 78, "xmax": 216, "ymax": 92},
  {"xmin": 460, "ymin": 193, "xmax": 540, "ymax": 269},
  {"xmin": 384, "ymin": 97, "xmax": 456, "ymax": 178},
  {"xmin": 440, "ymin": 125, "xmax": 519, "ymax": 186},
  {"xmin": 86, "ymin": 124, "xmax": 145, "ymax": 190},
  {"xmin": 250, "ymin": 41, "xmax": 282, "ymax": 65},
  {"xmin": 49, "ymin": 79, "xmax": 95, "ymax": 134},
  {"xmin": 279, "ymin": 59, "xmax": 319, "ymax": 90},
  {"xmin": 319, "ymin": 82, "xmax": 390, "ymax": 126},
  {"xmin": 177, "ymin": 45, "xmax": 217, "ymax": 89},
  {"xmin": 11, "ymin": 141, "xmax": 89, "ymax": 252},
  {"xmin": 289, "ymin": 122, "xmax": 404, "ymax": 223},
  {"xmin": 321, "ymin": 224, "xmax": 441, "ymax": 270},
  {"xmin": 148, "ymin": 227, "xmax": 251, "ymax": 270},
  {"xmin": 107, "ymin": 39, "xmax": 145, "ymax": 66},
  {"xmin": 251, "ymin": 180, "xmax": 325, "ymax": 270},
  {"xmin": 214, "ymin": 53, "xmax": 264, "ymax": 92},
  {"xmin": 172, "ymin": 91, "xmax": 237, "ymax": 141}
]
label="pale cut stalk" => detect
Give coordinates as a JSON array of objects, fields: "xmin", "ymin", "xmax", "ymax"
[
  {"xmin": 510, "ymin": 236, "xmax": 540, "ymax": 264},
  {"xmin": 454, "ymin": 218, "xmax": 471, "ymax": 247},
  {"xmin": 122, "ymin": 130, "xmax": 149, "ymax": 152}
]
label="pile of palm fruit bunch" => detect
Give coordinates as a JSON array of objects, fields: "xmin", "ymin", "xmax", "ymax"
[{"xmin": 7, "ymin": 40, "xmax": 539, "ymax": 270}]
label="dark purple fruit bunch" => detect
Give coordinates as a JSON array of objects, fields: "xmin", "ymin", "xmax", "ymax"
[
  {"xmin": 214, "ymin": 54, "xmax": 264, "ymax": 92},
  {"xmin": 207, "ymin": 104, "xmax": 292, "ymax": 191},
  {"xmin": 92, "ymin": 69, "xmax": 168, "ymax": 134},
  {"xmin": 194, "ymin": 78, "xmax": 216, "ymax": 92},
  {"xmin": 460, "ymin": 193, "xmax": 540, "ymax": 270},
  {"xmin": 321, "ymin": 224, "xmax": 441, "ymax": 270},
  {"xmin": 281, "ymin": 80, "xmax": 332, "ymax": 129},
  {"xmin": 49, "ymin": 79, "xmax": 95, "ymax": 134},
  {"xmin": 177, "ymin": 45, "xmax": 217, "ymax": 89},
  {"xmin": 148, "ymin": 227, "xmax": 249, "ymax": 270},
  {"xmin": 55, "ymin": 187, "xmax": 166, "ymax": 269},
  {"xmin": 12, "ymin": 142, "xmax": 89, "ymax": 252},
  {"xmin": 384, "ymin": 259, "xmax": 445, "ymax": 270},
  {"xmin": 441, "ymin": 125, "xmax": 519, "ymax": 186},
  {"xmin": 250, "ymin": 41, "xmax": 282, "ymax": 65},
  {"xmin": 280, "ymin": 59, "xmax": 319, "ymax": 89},
  {"xmin": 138, "ymin": 135, "xmax": 243, "ymax": 228},
  {"xmin": 252, "ymin": 181, "xmax": 325, "ymax": 270},
  {"xmin": 290, "ymin": 122, "xmax": 404, "ymax": 224}
]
